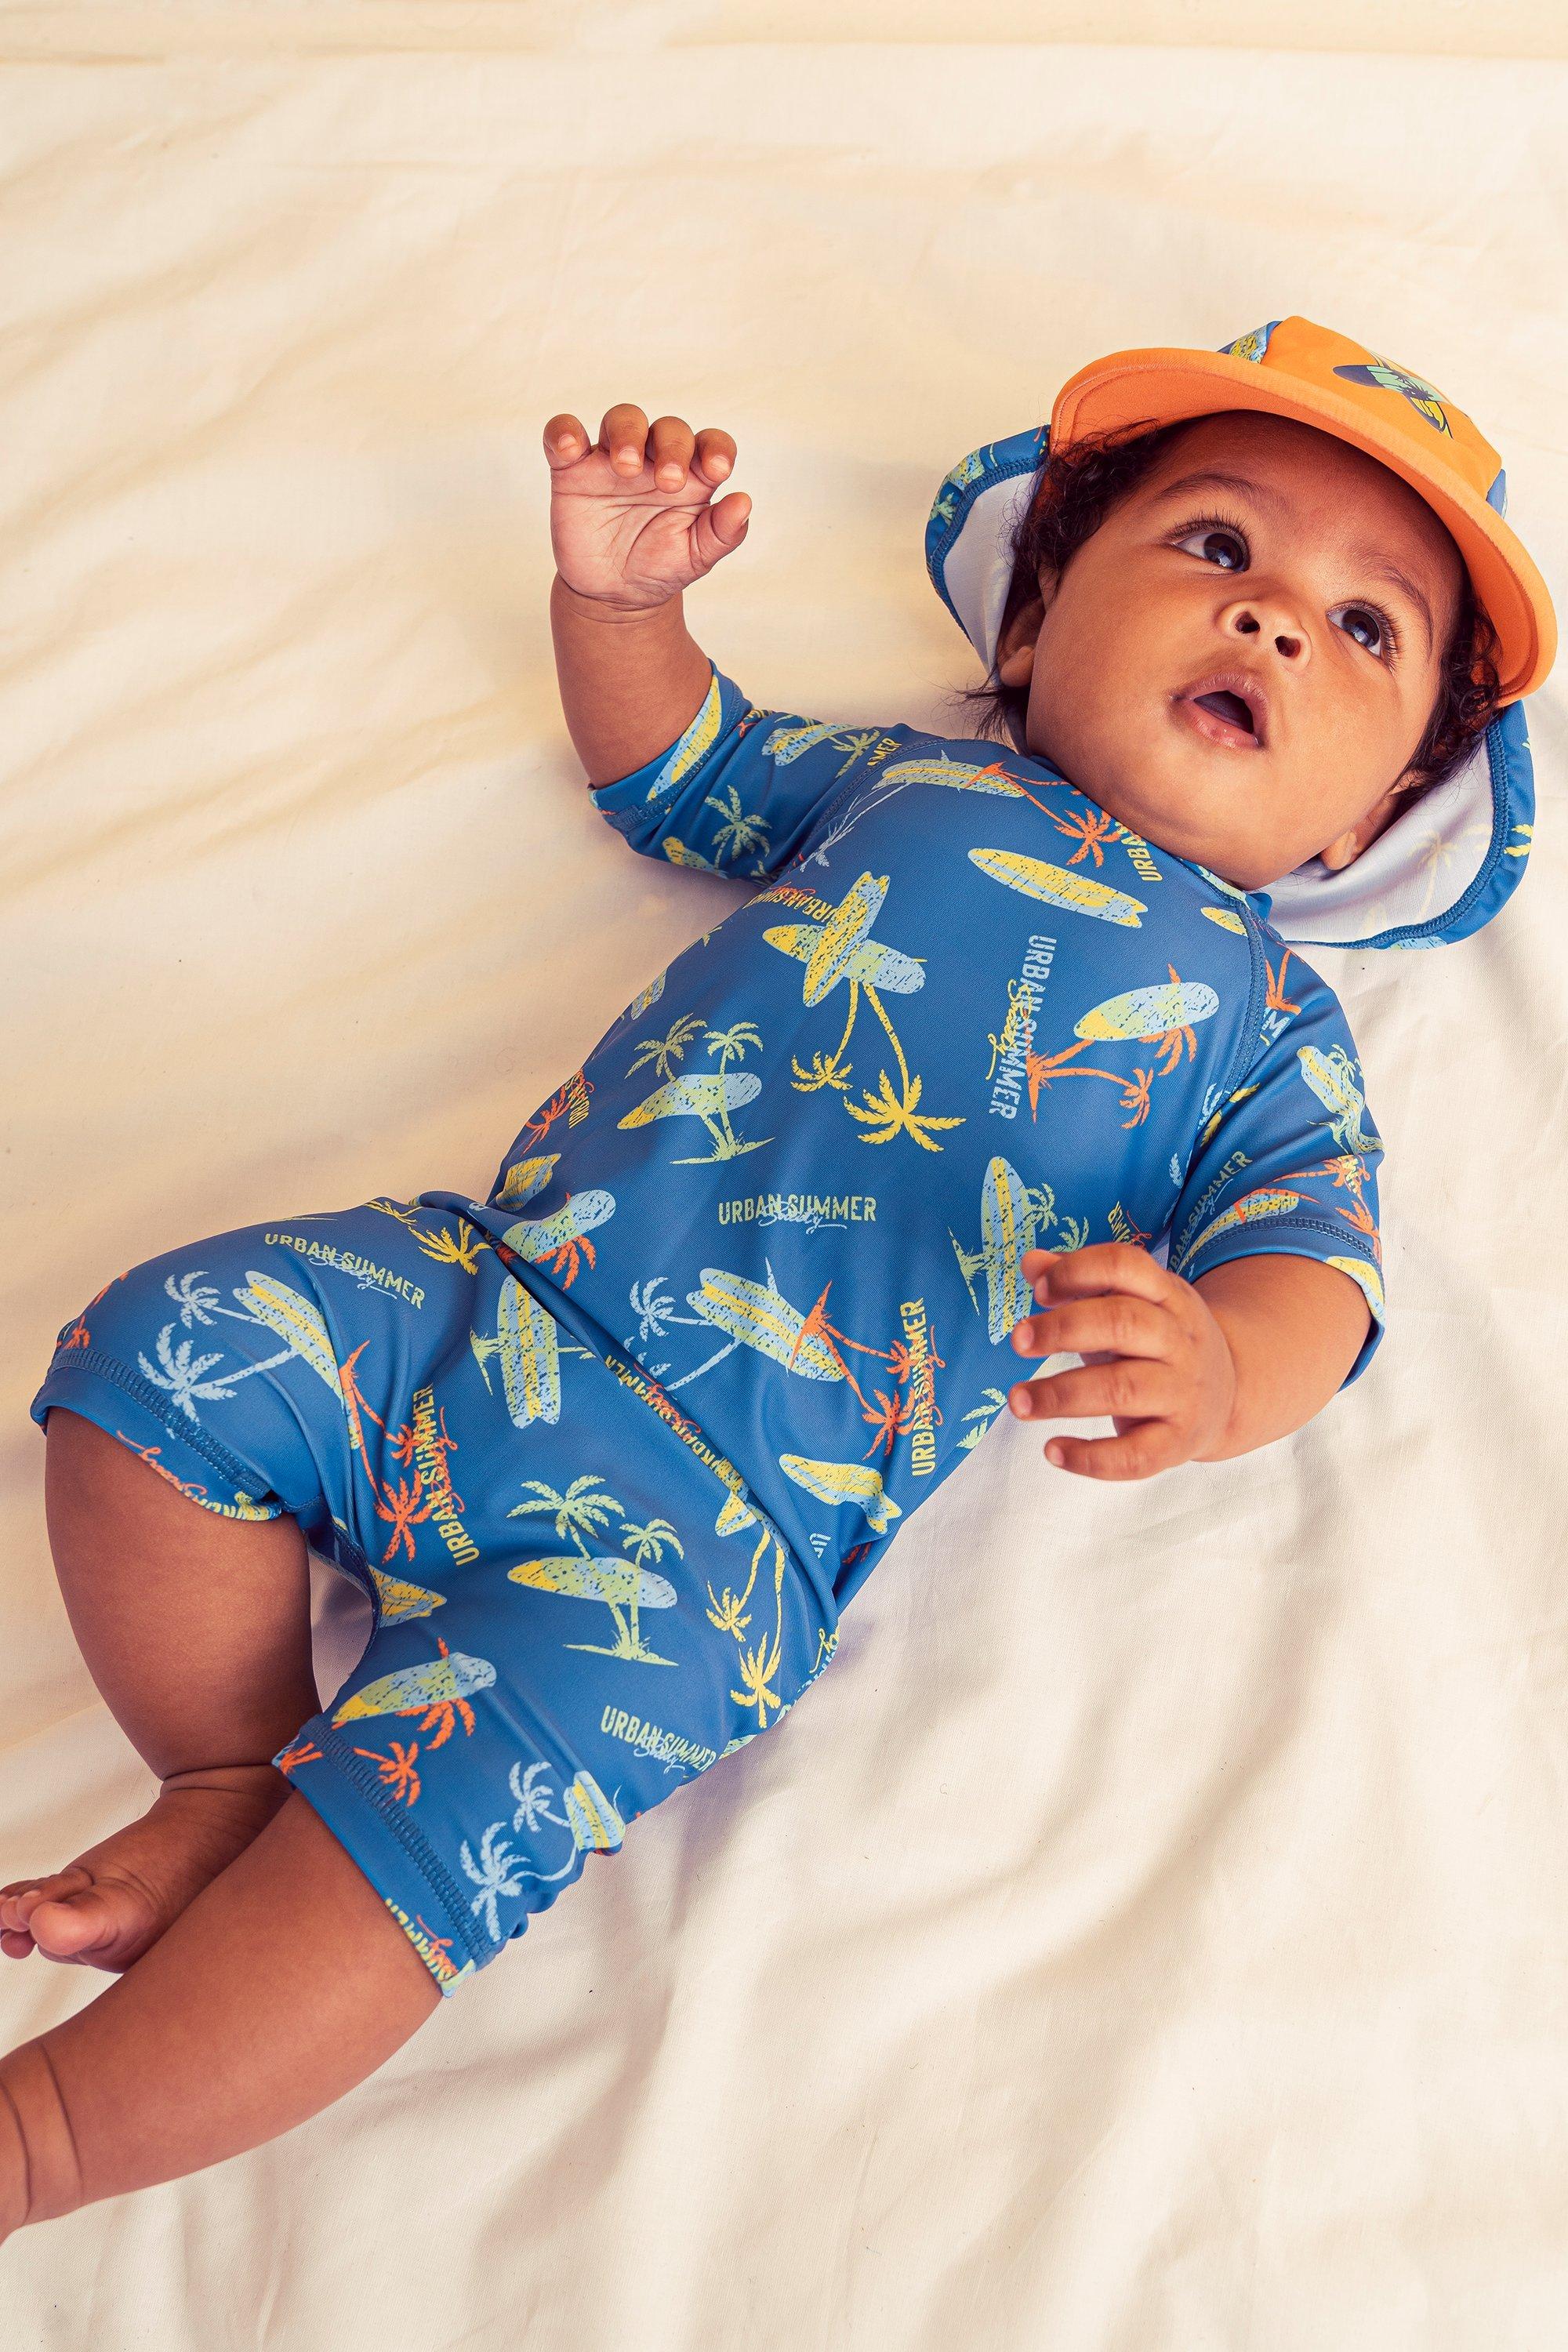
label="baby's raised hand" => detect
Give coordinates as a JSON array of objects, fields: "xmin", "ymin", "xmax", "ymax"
[
  {"xmin": 1007, "ymin": 1243, "xmax": 1238, "ymax": 1479},
  {"xmin": 544, "ymin": 403, "xmax": 752, "ymax": 613}
]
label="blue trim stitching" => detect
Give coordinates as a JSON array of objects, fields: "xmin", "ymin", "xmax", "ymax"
[
  {"xmin": 36, "ymin": 1345, "xmax": 278, "ymax": 1494},
  {"xmin": 306, "ymin": 1731, "xmax": 495, "ymax": 1970}
]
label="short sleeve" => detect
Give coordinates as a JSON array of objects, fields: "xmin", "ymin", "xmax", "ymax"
[
  {"xmin": 1164, "ymin": 945, "xmax": 1387, "ymax": 1390},
  {"xmin": 586, "ymin": 662, "xmax": 920, "ymax": 880}
]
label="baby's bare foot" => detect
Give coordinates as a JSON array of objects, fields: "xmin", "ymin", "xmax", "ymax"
[{"xmin": 0, "ymin": 1765, "xmax": 291, "ymax": 1974}]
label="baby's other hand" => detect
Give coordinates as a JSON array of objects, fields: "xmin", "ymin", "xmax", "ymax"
[
  {"xmin": 1007, "ymin": 1243, "xmax": 1237, "ymax": 1479},
  {"xmin": 543, "ymin": 404, "xmax": 752, "ymax": 613}
]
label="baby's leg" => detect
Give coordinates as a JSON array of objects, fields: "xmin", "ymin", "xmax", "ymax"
[
  {"xmin": 0, "ymin": 1786, "xmax": 440, "ymax": 2240},
  {"xmin": 1, "ymin": 1409, "xmax": 323, "ymax": 1969}
]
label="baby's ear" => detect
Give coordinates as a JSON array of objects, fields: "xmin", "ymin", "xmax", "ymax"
[
  {"xmin": 1001, "ymin": 562, "xmax": 1062, "ymax": 687},
  {"xmin": 994, "ymin": 578, "xmax": 1050, "ymax": 688},
  {"xmin": 1318, "ymin": 776, "xmax": 1420, "ymax": 871}
]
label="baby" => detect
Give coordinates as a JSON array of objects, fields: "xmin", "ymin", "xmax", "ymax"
[{"xmin": 2, "ymin": 316, "xmax": 1553, "ymax": 2239}]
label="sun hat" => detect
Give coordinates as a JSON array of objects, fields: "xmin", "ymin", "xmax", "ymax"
[{"xmin": 924, "ymin": 315, "xmax": 1555, "ymax": 950}]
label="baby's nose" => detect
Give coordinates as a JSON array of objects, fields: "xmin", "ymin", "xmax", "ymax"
[{"xmin": 1227, "ymin": 603, "xmax": 1305, "ymax": 661}]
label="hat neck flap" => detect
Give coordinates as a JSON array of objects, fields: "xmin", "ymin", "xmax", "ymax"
[{"xmin": 924, "ymin": 427, "xmax": 1536, "ymax": 951}]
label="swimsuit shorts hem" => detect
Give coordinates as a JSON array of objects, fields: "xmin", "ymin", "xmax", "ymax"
[
  {"xmin": 273, "ymin": 1729, "xmax": 490, "ymax": 1997},
  {"xmin": 30, "ymin": 1349, "xmax": 290, "ymax": 1522}
]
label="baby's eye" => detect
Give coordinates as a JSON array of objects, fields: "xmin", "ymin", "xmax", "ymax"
[
  {"xmin": 1174, "ymin": 524, "xmax": 1247, "ymax": 571},
  {"xmin": 1331, "ymin": 603, "xmax": 1392, "ymax": 659}
]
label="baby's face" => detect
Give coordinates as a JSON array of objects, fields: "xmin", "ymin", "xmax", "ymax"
[{"xmin": 998, "ymin": 411, "xmax": 1467, "ymax": 891}]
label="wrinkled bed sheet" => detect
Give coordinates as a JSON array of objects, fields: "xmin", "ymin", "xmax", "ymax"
[{"xmin": 3, "ymin": 11, "xmax": 1566, "ymax": 2347}]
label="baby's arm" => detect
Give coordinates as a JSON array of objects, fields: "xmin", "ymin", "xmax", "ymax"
[
  {"xmin": 1007, "ymin": 1243, "xmax": 1372, "ymax": 1479},
  {"xmin": 543, "ymin": 401, "xmax": 750, "ymax": 786},
  {"xmin": 1185, "ymin": 1254, "xmax": 1372, "ymax": 1458}
]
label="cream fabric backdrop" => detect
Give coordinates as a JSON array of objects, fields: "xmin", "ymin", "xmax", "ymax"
[{"xmin": 4, "ymin": 11, "xmax": 1566, "ymax": 2346}]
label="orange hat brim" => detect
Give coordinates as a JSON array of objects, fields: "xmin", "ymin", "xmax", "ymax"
[{"xmin": 1051, "ymin": 347, "xmax": 1556, "ymax": 702}]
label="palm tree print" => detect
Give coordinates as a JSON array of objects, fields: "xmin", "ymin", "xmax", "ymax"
[
  {"xmin": 136, "ymin": 1269, "xmax": 372, "ymax": 1439},
  {"xmin": 368, "ymin": 1200, "xmax": 490, "ymax": 1272},
  {"xmin": 705, "ymin": 782, "xmax": 771, "ymax": 866},
  {"xmin": 510, "ymin": 1759, "xmax": 567, "ymax": 1835},
  {"xmin": 1044, "ymin": 804, "xmax": 1128, "ymax": 867},
  {"xmin": 459, "ymin": 1766, "xmax": 630, "ymax": 1943},
  {"xmin": 956, "ymin": 1388, "xmax": 1010, "ymax": 1452},
  {"xmin": 459, "ymin": 1821, "xmax": 533, "ymax": 1942},
  {"xmin": 136, "ymin": 1323, "xmax": 275, "ymax": 1421},
  {"xmin": 628, "ymin": 1011, "xmax": 707, "ymax": 1083},
  {"xmin": 1022, "ymin": 966, "xmax": 1219, "ymax": 1127},
  {"xmin": 622, "ymin": 1274, "xmax": 711, "ymax": 1374},
  {"xmin": 506, "ymin": 1474, "xmax": 684, "ymax": 1664},
  {"xmin": 765, "ymin": 871, "xmax": 965, "ymax": 1152},
  {"xmin": 620, "ymin": 1022, "xmax": 771, "ymax": 1163},
  {"xmin": 351, "ymin": 1739, "xmax": 423, "ymax": 1806},
  {"xmin": 704, "ymin": 1519, "xmax": 792, "ymax": 1732}
]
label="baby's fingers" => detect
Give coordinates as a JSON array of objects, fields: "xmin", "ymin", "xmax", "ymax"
[
  {"xmin": 648, "ymin": 415, "xmax": 695, "ymax": 488},
  {"xmin": 543, "ymin": 412, "xmax": 592, "ymax": 469},
  {"xmin": 1009, "ymin": 1358, "xmax": 1178, "ymax": 1426},
  {"xmin": 1040, "ymin": 1426, "xmax": 1180, "ymax": 1481},
  {"xmin": 686, "ymin": 489, "xmax": 753, "ymax": 574},
  {"xmin": 691, "ymin": 427, "xmax": 736, "ymax": 485},
  {"xmin": 648, "ymin": 419, "xmax": 738, "ymax": 492},
  {"xmin": 1011, "ymin": 1291, "xmax": 1170, "ymax": 1362},
  {"xmin": 599, "ymin": 401, "xmax": 651, "ymax": 476}
]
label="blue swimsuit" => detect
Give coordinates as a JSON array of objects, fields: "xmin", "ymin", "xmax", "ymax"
[{"xmin": 29, "ymin": 662, "xmax": 1385, "ymax": 1995}]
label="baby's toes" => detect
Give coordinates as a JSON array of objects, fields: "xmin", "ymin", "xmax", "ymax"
[
  {"xmin": 2, "ymin": 1893, "xmax": 46, "ymax": 1955},
  {"xmin": 0, "ymin": 1869, "xmax": 91, "ymax": 1947},
  {"xmin": 5, "ymin": 1867, "xmax": 128, "ymax": 1963}
]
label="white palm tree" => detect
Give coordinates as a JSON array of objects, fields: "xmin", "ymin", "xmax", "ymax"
[
  {"xmin": 510, "ymin": 1760, "xmax": 567, "ymax": 1837},
  {"xmin": 165, "ymin": 1271, "xmax": 223, "ymax": 1326},
  {"xmin": 164, "ymin": 1268, "xmax": 263, "ymax": 1329},
  {"xmin": 628, "ymin": 1274, "xmax": 706, "ymax": 1345},
  {"xmin": 133, "ymin": 1328, "xmax": 244, "ymax": 1420},
  {"xmin": 137, "ymin": 1322, "xmax": 294, "ymax": 1422},
  {"xmin": 459, "ymin": 1820, "xmax": 528, "ymax": 1942}
]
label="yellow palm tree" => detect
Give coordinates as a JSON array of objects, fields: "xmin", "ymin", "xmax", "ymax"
[
  {"xmin": 620, "ymin": 1517, "xmax": 683, "ymax": 1653},
  {"xmin": 505, "ymin": 1468, "xmax": 634, "ymax": 1637},
  {"xmin": 705, "ymin": 784, "xmax": 771, "ymax": 864},
  {"xmin": 843, "ymin": 985, "xmax": 964, "ymax": 1152},
  {"xmin": 706, "ymin": 1521, "xmax": 768, "ymax": 1639},
  {"xmin": 701, "ymin": 1021, "xmax": 764, "ymax": 1156},
  {"xmin": 629, "ymin": 1012, "xmax": 707, "ymax": 1082},
  {"xmin": 731, "ymin": 1628, "xmax": 784, "ymax": 1729},
  {"xmin": 415, "ymin": 1217, "xmax": 488, "ymax": 1273},
  {"xmin": 509, "ymin": 1473, "xmax": 623, "ymax": 1550}
]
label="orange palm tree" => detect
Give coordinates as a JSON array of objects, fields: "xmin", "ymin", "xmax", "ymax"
[
  {"xmin": 372, "ymin": 1471, "xmax": 439, "ymax": 1565},
  {"xmin": 1046, "ymin": 805, "xmax": 1124, "ymax": 866},
  {"xmin": 351, "ymin": 1740, "xmax": 422, "ymax": 1806},
  {"xmin": 515, "ymin": 1082, "xmax": 575, "ymax": 1149},
  {"xmin": 538, "ymin": 1225, "xmax": 599, "ymax": 1287}
]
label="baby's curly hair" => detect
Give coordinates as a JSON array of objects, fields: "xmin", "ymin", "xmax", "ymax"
[{"xmin": 948, "ymin": 416, "xmax": 1503, "ymax": 806}]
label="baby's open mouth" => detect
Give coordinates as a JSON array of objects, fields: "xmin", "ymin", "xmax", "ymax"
[
  {"xmin": 1173, "ymin": 674, "xmax": 1269, "ymax": 750},
  {"xmin": 1192, "ymin": 689, "xmax": 1256, "ymax": 737}
]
